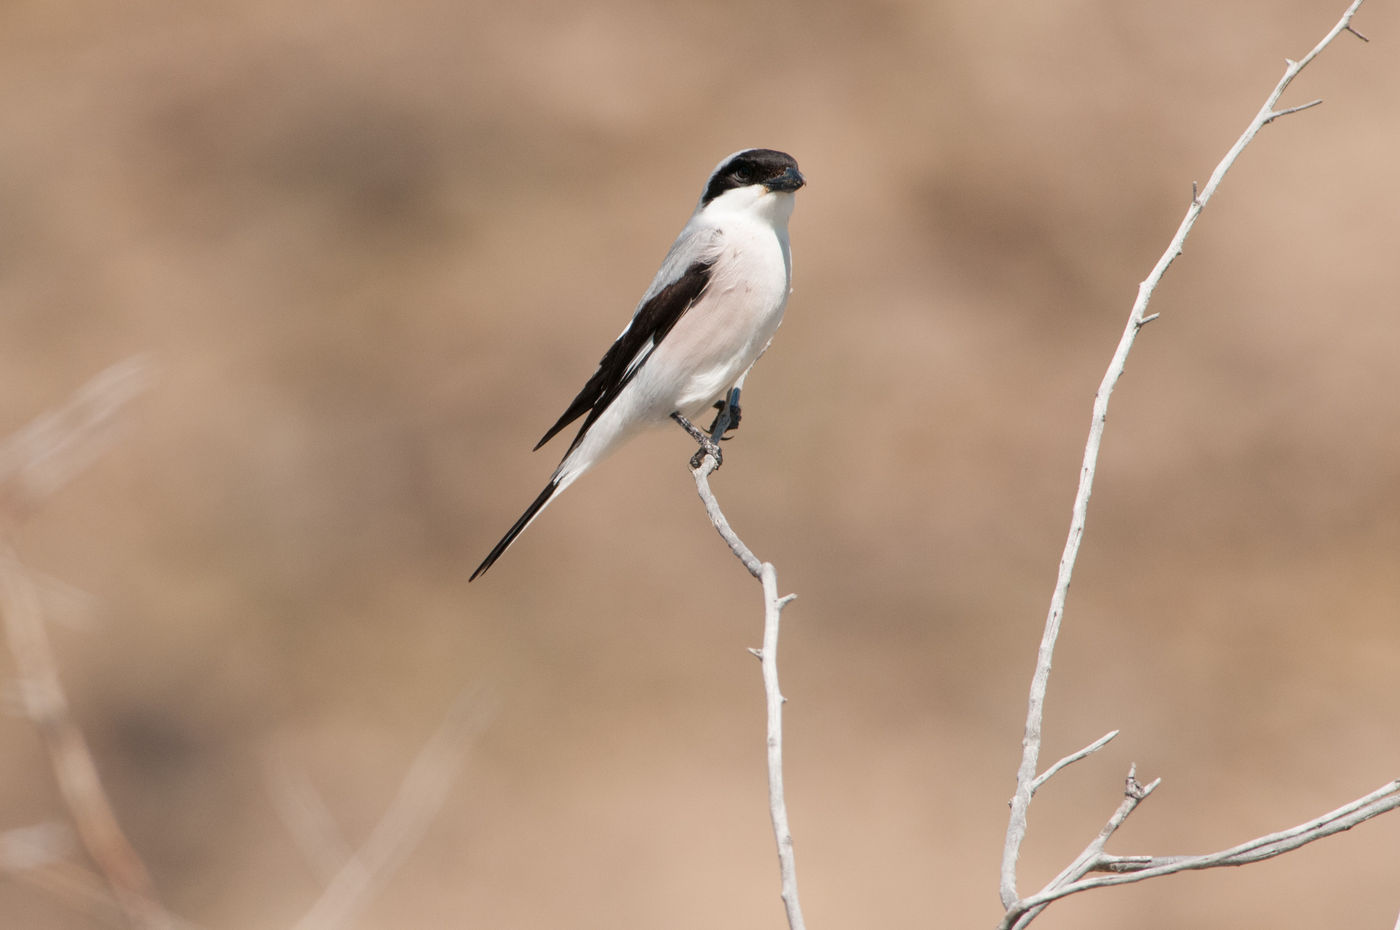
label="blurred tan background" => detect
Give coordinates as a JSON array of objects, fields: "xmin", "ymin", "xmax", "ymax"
[{"xmin": 2, "ymin": 0, "xmax": 1398, "ymax": 927}]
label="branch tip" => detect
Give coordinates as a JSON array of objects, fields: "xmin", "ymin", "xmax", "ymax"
[
  {"xmin": 1030, "ymin": 730, "xmax": 1120, "ymax": 795},
  {"xmin": 1265, "ymin": 99, "xmax": 1324, "ymax": 125}
]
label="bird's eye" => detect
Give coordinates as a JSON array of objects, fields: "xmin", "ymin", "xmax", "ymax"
[{"xmin": 732, "ymin": 168, "xmax": 753, "ymax": 183}]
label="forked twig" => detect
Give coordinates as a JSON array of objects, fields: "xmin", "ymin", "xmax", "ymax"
[
  {"xmin": 1029, "ymin": 731, "xmax": 1118, "ymax": 796},
  {"xmin": 999, "ymin": 1, "xmax": 1371, "ymax": 914},
  {"xmin": 1002, "ymin": 778, "xmax": 1400, "ymax": 929}
]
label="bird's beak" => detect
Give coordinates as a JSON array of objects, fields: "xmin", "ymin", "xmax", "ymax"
[{"xmin": 765, "ymin": 166, "xmax": 806, "ymax": 193}]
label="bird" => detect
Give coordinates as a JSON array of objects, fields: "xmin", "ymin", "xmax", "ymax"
[{"xmin": 470, "ymin": 148, "xmax": 805, "ymax": 581}]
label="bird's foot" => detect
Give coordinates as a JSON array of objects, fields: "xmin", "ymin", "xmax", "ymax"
[
  {"xmin": 708, "ymin": 399, "xmax": 742, "ymax": 440},
  {"xmin": 672, "ymin": 412, "xmax": 724, "ymax": 470}
]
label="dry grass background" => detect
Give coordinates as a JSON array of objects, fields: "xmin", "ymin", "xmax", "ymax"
[{"xmin": 1, "ymin": 1, "xmax": 1398, "ymax": 927}]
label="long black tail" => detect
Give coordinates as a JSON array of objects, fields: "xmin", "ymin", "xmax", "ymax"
[{"xmin": 469, "ymin": 479, "xmax": 559, "ymax": 581}]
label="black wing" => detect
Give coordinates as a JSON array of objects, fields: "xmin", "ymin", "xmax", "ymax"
[{"xmin": 534, "ymin": 257, "xmax": 715, "ymax": 453}]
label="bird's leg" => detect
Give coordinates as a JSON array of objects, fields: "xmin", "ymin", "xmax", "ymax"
[
  {"xmin": 672, "ymin": 412, "xmax": 723, "ymax": 469},
  {"xmin": 707, "ymin": 387, "xmax": 743, "ymax": 442}
]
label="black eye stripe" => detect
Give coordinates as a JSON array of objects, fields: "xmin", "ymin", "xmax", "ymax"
[{"xmin": 701, "ymin": 149, "xmax": 800, "ymax": 205}]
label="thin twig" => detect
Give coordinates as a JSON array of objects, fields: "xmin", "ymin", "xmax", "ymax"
[
  {"xmin": 0, "ymin": 361, "xmax": 176, "ymax": 929},
  {"xmin": 1029, "ymin": 731, "xmax": 1118, "ymax": 796},
  {"xmin": 1006, "ymin": 766, "xmax": 1161, "ymax": 930},
  {"xmin": 0, "ymin": 357, "xmax": 153, "ymax": 528},
  {"xmin": 1262, "ymin": 98, "xmax": 1323, "ymax": 124},
  {"xmin": 690, "ymin": 454, "xmax": 806, "ymax": 930},
  {"xmin": 262, "ymin": 744, "xmax": 357, "ymax": 886},
  {"xmin": 1, "ymin": 544, "xmax": 176, "ymax": 930},
  {"xmin": 691, "ymin": 455, "xmax": 762, "ymax": 578},
  {"xmin": 1002, "ymin": 780, "xmax": 1400, "ymax": 925},
  {"xmin": 1, "ymin": 361, "xmax": 482, "ymax": 929},
  {"xmin": 290, "ymin": 689, "xmax": 493, "ymax": 930},
  {"xmin": 999, "ymin": 0, "xmax": 1368, "ymax": 909}
]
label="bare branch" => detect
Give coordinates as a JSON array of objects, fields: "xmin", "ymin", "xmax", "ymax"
[
  {"xmin": 0, "ymin": 361, "xmax": 484, "ymax": 929},
  {"xmin": 1005, "ymin": 767, "xmax": 1162, "ymax": 930},
  {"xmin": 0, "ymin": 822, "xmax": 75, "ymax": 872},
  {"xmin": 1029, "ymin": 731, "xmax": 1118, "ymax": 796},
  {"xmin": 1, "ymin": 545, "xmax": 177, "ymax": 930},
  {"xmin": 290, "ymin": 689, "xmax": 492, "ymax": 930},
  {"xmin": 263, "ymin": 745, "xmax": 357, "ymax": 886},
  {"xmin": 999, "ymin": 0, "xmax": 1369, "ymax": 909},
  {"xmin": 1262, "ymin": 98, "xmax": 1324, "ymax": 124},
  {"xmin": 690, "ymin": 454, "xmax": 763, "ymax": 578},
  {"xmin": 0, "ymin": 825, "xmax": 126, "ymax": 924},
  {"xmin": 1005, "ymin": 780, "xmax": 1400, "ymax": 923},
  {"xmin": 0, "ymin": 357, "xmax": 153, "ymax": 527},
  {"xmin": 0, "ymin": 360, "xmax": 176, "ymax": 929},
  {"xmin": 689, "ymin": 453, "xmax": 806, "ymax": 930}
]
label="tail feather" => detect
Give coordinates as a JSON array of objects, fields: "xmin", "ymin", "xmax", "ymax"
[{"xmin": 469, "ymin": 479, "xmax": 560, "ymax": 581}]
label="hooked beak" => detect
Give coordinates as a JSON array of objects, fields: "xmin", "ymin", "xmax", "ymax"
[{"xmin": 764, "ymin": 166, "xmax": 806, "ymax": 193}]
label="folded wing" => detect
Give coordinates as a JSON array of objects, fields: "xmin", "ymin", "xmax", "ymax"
[{"xmin": 534, "ymin": 257, "xmax": 716, "ymax": 453}]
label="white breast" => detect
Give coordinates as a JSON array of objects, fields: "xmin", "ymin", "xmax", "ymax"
[{"xmin": 636, "ymin": 209, "xmax": 792, "ymax": 420}]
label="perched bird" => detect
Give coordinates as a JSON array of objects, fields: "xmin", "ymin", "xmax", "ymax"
[{"xmin": 470, "ymin": 148, "xmax": 805, "ymax": 580}]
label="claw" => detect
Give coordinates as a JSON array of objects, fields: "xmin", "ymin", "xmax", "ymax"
[{"xmin": 672, "ymin": 412, "xmax": 723, "ymax": 469}]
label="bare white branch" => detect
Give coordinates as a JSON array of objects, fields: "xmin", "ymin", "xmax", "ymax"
[
  {"xmin": 690, "ymin": 454, "xmax": 763, "ymax": 579},
  {"xmin": 1262, "ymin": 98, "xmax": 1324, "ymax": 124},
  {"xmin": 1007, "ymin": 766, "xmax": 1161, "ymax": 930},
  {"xmin": 999, "ymin": 0, "xmax": 1369, "ymax": 910},
  {"xmin": 1002, "ymin": 779, "xmax": 1400, "ymax": 927},
  {"xmin": 1029, "ymin": 731, "xmax": 1119, "ymax": 796},
  {"xmin": 690, "ymin": 454, "xmax": 805, "ymax": 930}
]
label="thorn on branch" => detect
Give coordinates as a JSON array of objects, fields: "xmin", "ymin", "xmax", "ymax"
[
  {"xmin": 1344, "ymin": 23, "xmax": 1369, "ymax": 42},
  {"xmin": 1137, "ymin": 313, "xmax": 1160, "ymax": 328},
  {"xmin": 748, "ymin": 647, "xmax": 763, "ymax": 659},
  {"xmin": 1191, "ymin": 181, "xmax": 1200, "ymax": 206}
]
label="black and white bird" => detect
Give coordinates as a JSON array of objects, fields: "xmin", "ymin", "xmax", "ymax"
[{"xmin": 470, "ymin": 148, "xmax": 805, "ymax": 580}]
